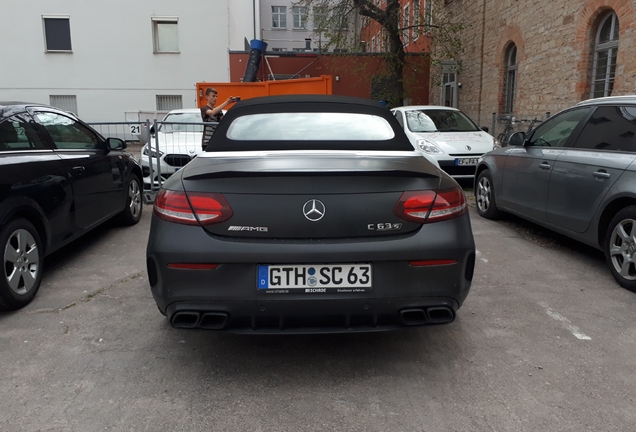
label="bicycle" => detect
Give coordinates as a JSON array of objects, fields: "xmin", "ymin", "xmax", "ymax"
[
  {"xmin": 496, "ymin": 116, "xmax": 541, "ymax": 147},
  {"xmin": 523, "ymin": 118, "xmax": 540, "ymax": 134},
  {"xmin": 496, "ymin": 115, "xmax": 515, "ymax": 147}
]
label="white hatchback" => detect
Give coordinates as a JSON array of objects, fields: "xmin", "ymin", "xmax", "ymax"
[
  {"xmin": 140, "ymin": 109, "xmax": 205, "ymax": 189},
  {"xmin": 391, "ymin": 106, "xmax": 495, "ymax": 179}
]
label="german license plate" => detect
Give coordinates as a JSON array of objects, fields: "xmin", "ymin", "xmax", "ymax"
[
  {"xmin": 455, "ymin": 158, "xmax": 479, "ymax": 166},
  {"xmin": 257, "ymin": 264, "xmax": 372, "ymax": 294}
]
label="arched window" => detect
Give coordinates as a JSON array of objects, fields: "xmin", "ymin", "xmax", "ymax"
[
  {"xmin": 503, "ymin": 44, "xmax": 517, "ymax": 114},
  {"xmin": 591, "ymin": 12, "xmax": 619, "ymax": 98}
]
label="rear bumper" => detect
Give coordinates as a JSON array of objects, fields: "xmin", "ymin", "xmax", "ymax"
[
  {"xmin": 165, "ymin": 298, "xmax": 459, "ymax": 333},
  {"xmin": 146, "ymin": 213, "xmax": 475, "ymax": 333}
]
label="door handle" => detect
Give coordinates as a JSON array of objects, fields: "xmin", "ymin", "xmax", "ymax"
[
  {"xmin": 539, "ymin": 162, "xmax": 551, "ymax": 170},
  {"xmin": 593, "ymin": 171, "xmax": 611, "ymax": 179},
  {"xmin": 72, "ymin": 166, "xmax": 86, "ymax": 172}
]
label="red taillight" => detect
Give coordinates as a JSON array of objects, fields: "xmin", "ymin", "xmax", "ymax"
[
  {"xmin": 428, "ymin": 188, "xmax": 467, "ymax": 222},
  {"xmin": 153, "ymin": 190, "xmax": 233, "ymax": 226},
  {"xmin": 394, "ymin": 187, "xmax": 466, "ymax": 223}
]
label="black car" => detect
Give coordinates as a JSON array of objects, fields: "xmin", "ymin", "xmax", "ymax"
[
  {"xmin": 146, "ymin": 95, "xmax": 475, "ymax": 333},
  {"xmin": 0, "ymin": 103, "xmax": 143, "ymax": 310}
]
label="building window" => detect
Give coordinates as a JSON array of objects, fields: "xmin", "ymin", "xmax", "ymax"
[
  {"xmin": 152, "ymin": 17, "xmax": 179, "ymax": 53},
  {"xmin": 50, "ymin": 95, "xmax": 78, "ymax": 115},
  {"xmin": 292, "ymin": 6, "xmax": 308, "ymax": 29},
  {"xmin": 591, "ymin": 11, "xmax": 619, "ymax": 99},
  {"xmin": 413, "ymin": 0, "xmax": 421, "ymax": 40},
  {"xmin": 43, "ymin": 16, "xmax": 72, "ymax": 52},
  {"xmin": 272, "ymin": 6, "xmax": 287, "ymax": 29},
  {"xmin": 503, "ymin": 44, "xmax": 517, "ymax": 114},
  {"xmin": 156, "ymin": 95, "xmax": 182, "ymax": 111},
  {"xmin": 271, "ymin": 47, "xmax": 288, "ymax": 52},
  {"xmin": 382, "ymin": 29, "xmax": 387, "ymax": 52},
  {"xmin": 403, "ymin": 4, "xmax": 410, "ymax": 46},
  {"xmin": 425, "ymin": 0, "xmax": 433, "ymax": 26},
  {"xmin": 313, "ymin": 6, "xmax": 329, "ymax": 30}
]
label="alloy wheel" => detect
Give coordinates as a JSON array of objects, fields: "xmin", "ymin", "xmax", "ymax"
[
  {"xmin": 608, "ymin": 218, "xmax": 636, "ymax": 281},
  {"xmin": 476, "ymin": 176, "xmax": 492, "ymax": 214},
  {"xmin": 4, "ymin": 228, "xmax": 40, "ymax": 295},
  {"xmin": 129, "ymin": 179, "xmax": 142, "ymax": 218}
]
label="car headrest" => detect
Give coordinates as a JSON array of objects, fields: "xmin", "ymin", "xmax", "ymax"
[{"xmin": 0, "ymin": 121, "xmax": 19, "ymax": 146}]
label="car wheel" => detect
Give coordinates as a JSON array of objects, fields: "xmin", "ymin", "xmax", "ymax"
[
  {"xmin": 0, "ymin": 218, "xmax": 44, "ymax": 311},
  {"xmin": 605, "ymin": 206, "xmax": 636, "ymax": 292},
  {"xmin": 118, "ymin": 175, "xmax": 143, "ymax": 226},
  {"xmin": 475, "ymin": 169, "xmax": 501, "ymax": 219}
]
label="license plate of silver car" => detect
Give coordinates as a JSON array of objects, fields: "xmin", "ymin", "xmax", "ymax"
[
  {"xmin": 455, "ymin": 158, "xmax": 479, "ymax": 166},
  {"xmin": 257, "ymin": 264, "xmax": 372, "ymax": 293}
]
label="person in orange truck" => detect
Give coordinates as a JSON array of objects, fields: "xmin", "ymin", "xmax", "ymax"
[{"xmin": 201, "ymin": 88, "xmax": 238, "ymax": 150}]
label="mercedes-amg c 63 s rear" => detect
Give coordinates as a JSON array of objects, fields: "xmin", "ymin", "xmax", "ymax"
[{"xmin": 146, "ymin": 95, "xmax": 475, "ymax": 333}]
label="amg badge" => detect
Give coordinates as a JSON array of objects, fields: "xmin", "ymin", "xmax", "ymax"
[{"xmin": 228, "ymin": 226, "xmax": 269, "ymax": 232}]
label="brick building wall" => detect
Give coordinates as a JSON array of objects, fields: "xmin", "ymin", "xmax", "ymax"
[{"xmin": 433, "ymin": 0, "xmax": 636, "ymax": 129}]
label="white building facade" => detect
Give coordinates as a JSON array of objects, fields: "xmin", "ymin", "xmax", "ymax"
[
  {"xmin": 0, "ymin": 0, "xmax": 258, "ymax": 121},
  {"xmin": 259, "ymin": 1, "xmax": 360, "ymax": 52}
]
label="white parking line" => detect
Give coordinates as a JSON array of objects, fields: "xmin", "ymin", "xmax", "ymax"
[{"xmin": 540, "ymin": 303, "xmax": 591, "ymax": 340}]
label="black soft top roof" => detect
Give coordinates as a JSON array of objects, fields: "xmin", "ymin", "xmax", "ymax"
[{"xmin": 207, "ymin": 95, "xmax": 413, "ymax": 152}]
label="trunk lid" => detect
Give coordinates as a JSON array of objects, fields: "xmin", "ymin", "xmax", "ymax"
[{"xmin": 181, "ymin": 151, "xmax": 441, "ymax": 239}]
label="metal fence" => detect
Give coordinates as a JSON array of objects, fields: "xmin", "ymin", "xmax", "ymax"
[{"xmin": 88, "ymin": 120, "xmax": 217, "ymax": 203}]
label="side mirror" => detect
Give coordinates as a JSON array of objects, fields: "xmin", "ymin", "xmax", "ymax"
[
  {"xmin": 106, "ymin": 137, "xmax": 126, "ymax": 151},
  {"xmin": 481, "ymin": 126, "xmax": 489, "ymax": 133},
  {"xmin": 509, "ymin": 131, "xmax": 526, "ymax": 147},
  {"xmin": 149, "ymin": 125, "xmax": 155, "ymax": 137}
]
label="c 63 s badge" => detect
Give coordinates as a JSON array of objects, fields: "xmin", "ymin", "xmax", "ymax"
[{"xmin": 368, "ymin": 223, "xmax": 402, "ymax": 231}]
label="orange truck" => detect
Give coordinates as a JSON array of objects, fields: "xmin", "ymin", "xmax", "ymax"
[{"xmin": 196, "ymin": 75, "xmax": 333, "ymax": 109}]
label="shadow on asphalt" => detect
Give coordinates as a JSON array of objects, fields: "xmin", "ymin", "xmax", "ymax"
[{"xmin": 158, "ymin": 319, "xmax": 470, "ymax": 380}]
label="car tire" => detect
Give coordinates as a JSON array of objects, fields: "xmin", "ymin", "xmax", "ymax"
[
  {"xmin": 0, "ymin": 218, "xmax": 44, "ymax": 311},
  {"xmin": 118, "ymin": 175, "xmax": 143, "ymax": 226},
  {"xmin": 604, "ymin": 206, "xmax": 636, "ymax": 292},
  {"xmin": 475, "ymin": 169, "xmax": 501, "ymax": 219}
]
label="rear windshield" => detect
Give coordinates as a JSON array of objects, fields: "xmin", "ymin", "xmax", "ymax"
[
  {"xmin": 226, "ymin": 112, "xmax": 395, "ymax": 141},
  {"xmin": 406, "ymin": 109, "xmax": 480, "ymax": 133}
]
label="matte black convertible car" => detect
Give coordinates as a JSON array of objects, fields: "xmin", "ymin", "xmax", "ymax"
[
  {"xmin": 0, "ymin": 103, "xmax": 143, "ymax": 310},
  {"xmin": 146, "ymin": 95, "xmax": 475, "ymax": 333}
]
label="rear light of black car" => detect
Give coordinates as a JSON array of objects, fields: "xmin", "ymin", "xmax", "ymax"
[
  {"xmin": 154, "ymin": 190, "xmax": 233, "ymax": 226},
  {"xmin": 394, "ymin": 187, "xmax": 467, "ymax": 223}
]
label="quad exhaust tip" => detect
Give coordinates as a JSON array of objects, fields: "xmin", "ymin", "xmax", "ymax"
[
  {"xmin": 171, "ymin": 311, "xmax": 229, "ymax": 330},
  {"xmin": 399, "ymin": 306, "xmax": 455, "ymax": 326}
]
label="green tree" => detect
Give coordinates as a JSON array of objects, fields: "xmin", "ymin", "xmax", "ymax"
[{"xmin": 299, "ymin": 0, "xmax": 465, "ymax": 106}]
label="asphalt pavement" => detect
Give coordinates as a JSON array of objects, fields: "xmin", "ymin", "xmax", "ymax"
[{"xmin": 1, "ymin": 200, "xmax": 635, "ymax": 432}]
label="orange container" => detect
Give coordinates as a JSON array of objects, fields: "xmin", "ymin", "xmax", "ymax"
[{"xmin": 196, "ymin": 75, "xmax": 333, "ymax": 109}]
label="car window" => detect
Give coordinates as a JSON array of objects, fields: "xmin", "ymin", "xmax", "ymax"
[
  {"xmin": 34, "ymin": 111, "xmax": 101, "ymax": 150},
  {"xmin": 573, "ymin": 106, "xmax": 636, "ymax": 152},
  {"xmin": 405, "ymin": 109, "xmax": 480, "ymax": 132},
  {"xmin": 527, "ymin": 107, "xmax": 591, "ymax": 148},
  {"xmin": 0, "ymin": 114, "xmax": 49, "ymax": 151},
  {"xmin": 394, "ymin": 110, "xmax": 405, "ymax": 128},
  {"xmin": 160, "ymin": 112, "xmax": 204, "ymax": 133},
  {"xmin": 226, "ymin": 112, "xmax": 395, "ymax": 141}
]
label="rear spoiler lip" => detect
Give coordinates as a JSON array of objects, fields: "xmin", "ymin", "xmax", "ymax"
[
  {"xmin": 197, "ymin": 150, "xmax": 420, "ymax": 158},
  {"xmin": 185, "ymin": 150, "xmax": 438, "ymax": 179}
]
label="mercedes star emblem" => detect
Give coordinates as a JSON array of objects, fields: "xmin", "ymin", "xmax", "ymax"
[{"xmin": 303, "ymin": 199, "xmax": 326, "ymax": 222}]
